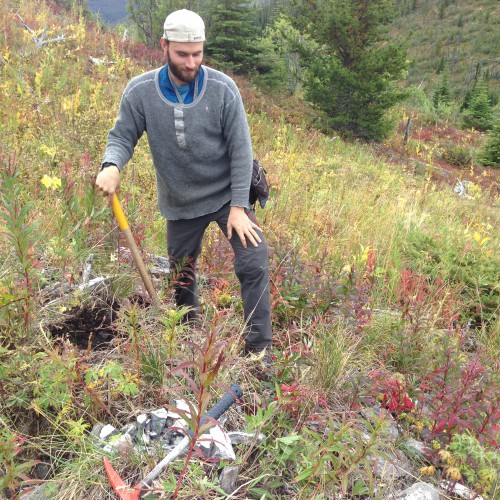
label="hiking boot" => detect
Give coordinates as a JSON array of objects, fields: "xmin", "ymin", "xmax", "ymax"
[{"xmin": 244, "ymin": 345, "xmax": 276, "ymax": 382}]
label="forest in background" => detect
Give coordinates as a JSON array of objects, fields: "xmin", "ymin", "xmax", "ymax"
[{"xmin": 83, "ymin": 0, "xmax": 499, "ymax": 158}]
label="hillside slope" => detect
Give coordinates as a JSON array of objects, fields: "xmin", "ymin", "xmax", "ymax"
[
  {"xmin": 0, "ymin": 1, "xmax": 498, "ymax": 499},
  {"xmin": 393, "ymin": 0, "xmax": 499, "ymax": 100}
]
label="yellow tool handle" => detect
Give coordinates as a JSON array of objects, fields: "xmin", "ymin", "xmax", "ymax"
[
  {"xmin": 112, "ymin": 194, "xmax": 160, "ymax": 307},
  {"xmin": 112, "ymin": 194, "xmax": 129, "ymax": 230}
]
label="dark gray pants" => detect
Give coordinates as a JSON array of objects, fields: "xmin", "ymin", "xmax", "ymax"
[{"xmin": 167, "ymin": 202, "xmax": 272, "ymax": 351}]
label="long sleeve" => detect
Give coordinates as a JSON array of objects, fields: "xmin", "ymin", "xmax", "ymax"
[
  {"xmin": 222, "ymin": 85, "xmax": 252, "ymax": 208},
  {"xmin": 101, "ymin": 67, "xmax": 253, "ymax": 220},
  {"xmin": 103, "ymin": 84, "xmax": 147, "ymax": 170}
]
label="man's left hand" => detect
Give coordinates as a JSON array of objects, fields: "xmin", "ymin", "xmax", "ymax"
[{"xmin": 227, "ymin": 206, "xmax": 262, "ymax": 249}]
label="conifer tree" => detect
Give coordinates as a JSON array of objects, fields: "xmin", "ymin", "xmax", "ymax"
[
  {"xmin": 288, "ymin": 0, "xmax": 408, "ymax": 140},
  {"xmin": 462, "ymin": 80, "xmax": 494, "ymax": 131},
  {"xmin": 479, "ymin": 118, "xmax": 499, "ymax": 168},
  {"xmin": 205, "ymin": 0, "xmax": 261, "ymax": 75},
  {"xmin": 433, "ymin": 71, "xmax": 451, "ymax": 109}
]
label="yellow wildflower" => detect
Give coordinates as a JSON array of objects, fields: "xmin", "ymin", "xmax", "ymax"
[
  {"xmin": 39, "ymin": 143, "xmax": 58, "ymax": 159},
  {"xmin": 445, "ymin": 466, "xmax": 462, "ymax": 481},
  {"xmin": 438, "ymin": 449, "xmax": 452, "ymax": 463},
  {"xmin": 420, "ymin": 465, "xmax": 436, "ymax": 476},
  {"xmin": 431, "ymin": 440, "xmax": 441, "ymax": 450},
  {"xmin": 41, "ymin": 175, "xmax": 62, "ymax": 190}
]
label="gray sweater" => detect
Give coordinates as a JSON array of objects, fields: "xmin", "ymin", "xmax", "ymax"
[{"xmin": 103, "ymin": 65, "xmax": 253, "ymax": 220}]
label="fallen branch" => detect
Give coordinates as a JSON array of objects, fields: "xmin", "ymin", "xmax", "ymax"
[
  {"xmin": 89, "ymin": 56, "xmax": 116, "ymax": 65},
  {"xmin": 17, "ymin": 14, "xmax": 68, "ymax": 48}
]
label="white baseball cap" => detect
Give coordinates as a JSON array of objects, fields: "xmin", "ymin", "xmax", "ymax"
[{"xmin": 163, "ymin": 9, "xmax": 205, "ymax": 42}]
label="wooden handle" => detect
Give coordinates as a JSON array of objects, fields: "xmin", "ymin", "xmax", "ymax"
[{"xmin": 112, "ymin": 194, "xmax": 160, "ymax": 307}]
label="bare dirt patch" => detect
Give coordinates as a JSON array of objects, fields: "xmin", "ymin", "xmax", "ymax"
[{"xmin": 48, "ymin": 300, "xmax": 119, "ymax": 351}]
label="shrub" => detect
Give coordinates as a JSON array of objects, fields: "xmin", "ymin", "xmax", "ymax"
[
  {"xmin": 418, "ymin": 332, "xmax": 498, "ymax": 449},
  {"xmin": 443, "ymin": 431, "xmax": 499, "ymax": 497},
  {"xmin": 401, "ymin": 226, "xmax": 499, "ymax": 330},
  {"xmin": 441, "ymin": 141, "xmax": 473, "ymax": 166},
  {"xmin": 369, "ymin": 370, "xmax": 414, "ymax": 416}
]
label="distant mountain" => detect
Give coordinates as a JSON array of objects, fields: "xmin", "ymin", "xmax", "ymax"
[{"xmin": 87, "ymin": 0, "xmax": 128, "ymax": 24}]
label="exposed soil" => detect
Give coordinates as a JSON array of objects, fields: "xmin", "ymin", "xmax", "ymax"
[{"xmin": 49, "ymin": 300, "xmax": 119, "ymax": 351}]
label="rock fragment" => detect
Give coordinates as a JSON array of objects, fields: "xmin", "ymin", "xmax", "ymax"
[
  {"xmin": 219, "ymin": 465, "xmax": 240, "ymax": 494},
  {"xmin": 395, "ymin": 481, "xmax": 441, "ymax": 500}
]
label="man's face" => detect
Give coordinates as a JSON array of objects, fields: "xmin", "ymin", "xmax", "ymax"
[{"xmin": 163, "ymin": 40, "xmax": 204, "ymax": 85}]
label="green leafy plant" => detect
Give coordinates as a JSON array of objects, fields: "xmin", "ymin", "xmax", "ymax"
[
  {"xmin": 114, "ymin": 303, "xmax": 143, "ymax": 405},
  {"xmin": 293, "ymin": 419, "xmax": 384, "ymax": 497},
  {"xmin": 0, "ymin": 424, "xmax": 39, "ymax": 498},
  {"xmin": 0, "ymin": 157, "xmax": 41, "ymax": 337},
  {"xmin": 85, "ymin": 360, "xmax": 139, "ymax": 400},
  {"xmin": 442, "ymin": 431, "xmax": 499, "ymax": 497},
  {"xmin": 246, "ymin": 409, "xmax": 385, "ymax": 498}
]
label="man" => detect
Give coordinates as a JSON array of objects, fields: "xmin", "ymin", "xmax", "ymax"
[{"xmin": 95, "ymin": 10, "xmax": 272, "ymax": 374}]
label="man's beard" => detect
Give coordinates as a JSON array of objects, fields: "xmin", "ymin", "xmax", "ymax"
[{"xmin": 168, "ymin": 53, "xmax": 200, "ymax": 84}]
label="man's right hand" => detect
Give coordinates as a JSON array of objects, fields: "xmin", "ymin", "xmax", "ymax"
[{"xmin": 95, "ymin": 165, "xmax": 120, "ymax": 203}]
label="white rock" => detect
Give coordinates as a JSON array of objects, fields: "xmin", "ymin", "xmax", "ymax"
[
  {"xmin": 137, "ymin": 414, "xmax": 148, "ymax": 425},
  {"xmin": 172, "ymin": 399, "xmax": 192, "ymax": 414},
  {"xmin": 151, "ymin": 408, "xmax": 169, "ymax": 419},
  {"xmin": 206, "ymin": 425, "xmax": 235, "ymax": 461},
  {"xmin": 103, "ymin": 433, "xmax": 134, "ymax": 453},
  {"xmin": 370, "ymin": 455, "xmax": 407, "ymax": 480},
  {"xmin": 197, "ymin": 434, "xmax": 213, "ymax": 456},
  {"xmin": 219, "ymin": 465, "xmax": 240, "ymax": 494},
  {"xmin": 227, "ymin": 431, "xmax": 266, "ymax": 446},
  {"xmin": 404, "ymin": 438, "xmax": 428, "ymax": 457},
  {"xmin": 99, "ymin": 424, "xmax": 119, "ymax": 441},
  {"xmin": 440, "ymin": 481, "xmax": 485, "ymax": 500},
  {"xmin": 396, "ymin": 482, "xmax": 441, "ymax": 500}
]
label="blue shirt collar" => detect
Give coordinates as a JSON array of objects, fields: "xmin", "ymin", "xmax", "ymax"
[{"xmin": 159, "ymin": 65, "xmax": 204, "ymax": 104}]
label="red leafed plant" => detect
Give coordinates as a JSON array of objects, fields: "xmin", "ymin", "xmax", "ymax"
[
  {"xmin": 276, "ymin": 382, "xmax": 329, "ymax": 427},
  {"xmin": 0, "ymin": 428, "xmax": 39, "ymax": 497},
  {"xmin": 277, "ymin": 381, "xmax": 305, "ymax": 419},
  {"xmin": 418, "ymin": 354, "xmax": 498, "ymax": 448},
  {"xmin": 369, "ymin": 371, "xmax": 415, "ymax": 416}
]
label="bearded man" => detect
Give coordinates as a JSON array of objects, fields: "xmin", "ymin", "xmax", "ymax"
[{"xmin": 95, "ymin": 10, "xmax": 273, "ymax": 377}]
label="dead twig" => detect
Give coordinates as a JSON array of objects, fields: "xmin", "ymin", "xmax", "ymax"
[{"xmin": 17, "ymin": 14, "xmax": 67, "ymax": 48}]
